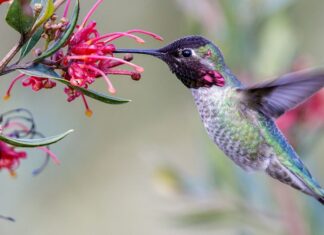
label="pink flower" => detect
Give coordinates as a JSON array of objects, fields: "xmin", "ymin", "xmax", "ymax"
[
  {"xmin": 0, "ymin": 142, "xmax": 26, "ymax": 177},
  {"xmin": 276, "ymin": 111, "xmax": 298, "ymax": 136},
  {"xmin": 4, "ymin": 0, "xmax": 162, "ymax": 116},
  {"xmin": 22, "ymin": 76, "xmax": 56, "ymax": 91}
]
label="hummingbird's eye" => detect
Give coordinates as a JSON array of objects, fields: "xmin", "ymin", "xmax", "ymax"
[{"xmin": 181, "ymin": 49, "xmax": 192, "ymax": 57}]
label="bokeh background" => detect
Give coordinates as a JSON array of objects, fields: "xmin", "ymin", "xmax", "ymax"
[{"xmin": 1, "ymin": 0, "xmax": 324, "ymax": 234}]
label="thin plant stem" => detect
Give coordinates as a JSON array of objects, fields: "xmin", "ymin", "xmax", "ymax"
[
  {"xmin": 0, "ymin": 37, "xmax": 24, "ymax": 73},
  {"xmin": 79, "ymin": 0, "xmax": 104, "ymax": 29}
]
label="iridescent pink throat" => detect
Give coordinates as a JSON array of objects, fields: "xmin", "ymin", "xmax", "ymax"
[{"xmin": 202, "ymin": 70, "xmax": 225, "ymax": 87}]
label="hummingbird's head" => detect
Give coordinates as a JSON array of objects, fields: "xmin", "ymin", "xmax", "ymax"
[{"xmin": 115, "ymin": 36, "xmax": 227, "ymax": 88}]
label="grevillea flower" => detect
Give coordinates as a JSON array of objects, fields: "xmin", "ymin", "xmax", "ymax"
[
  {"xmin": 0, "ymin": 142, "xmax": 26, "ymax": 177},
  {"xmin": 0, "ymin": 109, "xmax": 59, "ymax": 176},
  {"xmin": 4, "ymin": 0, "xmax": 162, "ymax": 116}
]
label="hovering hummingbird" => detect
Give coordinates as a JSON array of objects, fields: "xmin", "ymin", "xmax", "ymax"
[{"xmin": 115, "ymin": 36, "xmax": 324, "ymax": 204}]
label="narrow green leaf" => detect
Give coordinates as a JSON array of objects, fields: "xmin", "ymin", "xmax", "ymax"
[
  {"xmin": 19, "ymin": 64, "xmax": 131, "ymax": 104},
  {"xmin": 20, "ymin": 63, "xmax": 60, "ymax": 78},
  {"xmin": 6, "ymin": 0, "xmax": 35, "ymax": 35},
  {"xmin": 34, "ymin": 0, "xmax": 80, "ymax": 62},
  {"xmin": 32, "ymin": 0, "xmax": 54, "ymax": 30},
  {"xmin": 56, "ymin": 78, "xmax": 131, "ymax": 104},
  {"xmin": 0, "ymin": 129, "xmax": 74, "ymax": 148},
  {"xmin": 20, "ymin": 28, "xmax": 43, "ymax": 58}
]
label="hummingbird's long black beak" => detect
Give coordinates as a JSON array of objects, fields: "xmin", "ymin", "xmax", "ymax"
[{"xmin": 114, "ymin": 48, "xmax": 163, "ymax": 57}]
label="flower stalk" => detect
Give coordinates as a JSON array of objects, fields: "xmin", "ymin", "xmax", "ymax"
[{"xmin": 0, "ymin": 37, "xmax": 24, "ymax": 73}]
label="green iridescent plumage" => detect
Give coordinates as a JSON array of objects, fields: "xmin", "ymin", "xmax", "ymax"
[{"xmin": 115, "ymin": 35, "xmax": 324, "ymax": 204}]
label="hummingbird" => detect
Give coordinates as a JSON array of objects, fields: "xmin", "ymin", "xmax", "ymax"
[{"xmin": 115, "ymin": 36, "xmax": 324, "ymax": 204}]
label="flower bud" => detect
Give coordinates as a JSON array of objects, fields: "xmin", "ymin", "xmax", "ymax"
[
  {"xmin": 123, "ymin": 53, "xmax": 133, "ymax": 62},
  {"xmin": 34, "ymin": 3, "xmax": 43, "ymax": 14},
  {"xmin": 44, "ymin": 22, "xmax": 51, "ymax": 30},
  {"xmin": 51, "ymin": 14, "xmax": 58, "ymax": 21},
  {"xmin": 131, "ymin": 73, "xmax": 141, "ymax": 81},
  {"xmin": 34, "ymin": 48, "xmax": 42, "ymax": 56},
  {"xmin": 41, "ymin": 33, "xmax": 49, "ymax": 40},
  {"xmin": 44, "ymin": 80, "xmax": 56, "ymax": 89},
  {"xmin": 60, "ymin": 17, "xmax": 68, "ymax": 24}
]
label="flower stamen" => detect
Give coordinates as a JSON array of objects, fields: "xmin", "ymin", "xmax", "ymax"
[
  {"xmin": 97, "ymin": 32, "xmax": 145, "ymax": 44},
  {"xmin": 67, "ymin": 55, "xmax": 144, "ymax": 73},
  {"xmin": 79, "ymin": 0, "xmax": 104, "ymax": 30},
  {"xmin": 37, "ymin": 147, "xmax": 60, "ymax": 165},
  {"xmin": 121, "ymin": 29, "xmax": 163, "ymax": 41},
  {"xmin": 63, "ymin": 0, "xmax": 72, "ymax": 17},
  {"xmin": 81, "ymin": 94, "xmax": 93, "ymax": 117},
  {"xmin": 4, "ymin": 74, "xmax": 25, "ymax": 100}
]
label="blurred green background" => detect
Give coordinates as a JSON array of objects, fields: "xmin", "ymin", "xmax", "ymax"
[{"xmin": 0, "ymin": 0, "xmax": 324, "ymax": 234}]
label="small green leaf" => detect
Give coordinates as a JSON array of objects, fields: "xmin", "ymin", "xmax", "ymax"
[
  {"xmin": 0, "ymin": 129, "xmax": 74, "ymax": 148},
  {"xmin": 6, "ymin": 0, "xmax": 35, "ymax": 35},
  {"xmin": 20, "ymin": 28, "xmax": 43, "ymax": 58},
  {"xmin": 20, "ymin": 63, "xmax": 59, "ymax": 78},
  {"xmin": 19, "ymin": 64, "xmax": 131, "ymax": 104},
  {"xmin": 34, "ymin": 0, "xmax": 80, "ymax": 62},
  {"xmin": 56, "ymin": 78, "xmax": 131, "ymax": 104},
  {"xmin": 32, "ymin": 0, "xmax": 54, "ymax": 30}
]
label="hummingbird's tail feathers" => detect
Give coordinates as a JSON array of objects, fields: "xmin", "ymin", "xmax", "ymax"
[
  {"xmin": 266, "ymin": 157, "xmax": 324, "ymax": 205},
  {"xmin": 293, "ymin": 174, "xmax": 324, "ymax": 206},
  {"xmin": 315, "ymin": 187, "xmax": 324, "ymax": 204},
  {"xmin": 239, "ymin": 69, "xmax": 324, "ymax": 118},
  {"xmin": 318, "ymin": 196, "xmax": 324, "ymax": 205},
  {"xmin": 312, "ymin": 187, "xmax": 324, "ymax": 205},
  {"xmin": 318, "ymin": 188, "xmax": 324, "ymax": 204}
]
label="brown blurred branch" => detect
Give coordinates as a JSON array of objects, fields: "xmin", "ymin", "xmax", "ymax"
[{"xmin": 0, "ymin": 37, "xmax": 24, "ymax": 73}]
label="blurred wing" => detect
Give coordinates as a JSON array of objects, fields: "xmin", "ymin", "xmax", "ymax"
[{"xmin": 239, "ymin": 69, "xmax": 324, "ymax": 118}]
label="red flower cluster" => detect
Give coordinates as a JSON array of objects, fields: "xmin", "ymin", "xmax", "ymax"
[
  {"xmin": 0, "ymin": 109, "xmax": 59, "ymax": 176},
  {"xmin": 0, "ymin": 142, "xmax": 26, "ymax": 177},
  {"xmin": 4, "ymin": 0, "xmax": 162, "ymax": 116}
]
